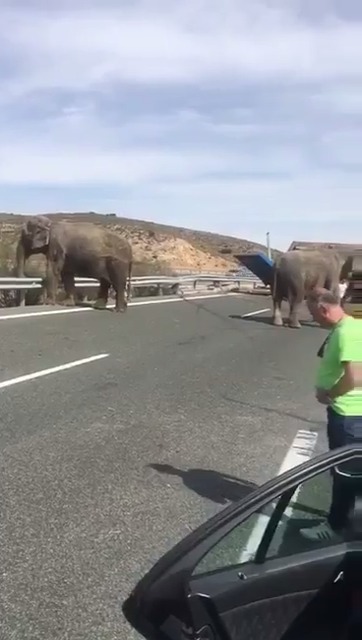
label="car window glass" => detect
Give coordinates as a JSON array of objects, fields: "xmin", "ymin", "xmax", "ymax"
[{"xmin": 193, "ymin": 468, "xmax": 334, "ymax": 576}]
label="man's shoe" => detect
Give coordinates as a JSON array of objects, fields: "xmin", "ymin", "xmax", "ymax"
[{"xmin": 299, "ymin": 521, "xmax": 341, "ymax": 542}]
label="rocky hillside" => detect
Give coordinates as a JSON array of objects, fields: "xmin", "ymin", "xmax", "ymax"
[{"xmin": 0, "ymin": 211, "xmax": 278, "ymax": 276}]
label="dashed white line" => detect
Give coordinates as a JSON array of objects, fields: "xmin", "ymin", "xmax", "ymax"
[
  {"xmin": 238, "ymin": 428, "xmax": 319, "ymax": 563},
  {"xmin": 0, "ymin": 353, "xmax": 109, "ymax": 389},
  {"xmin": 0, "ymin": 292, "xmax": 241, "ymax": 321}
]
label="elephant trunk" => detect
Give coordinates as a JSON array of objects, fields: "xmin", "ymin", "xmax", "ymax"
[
  {"xmin": 271, "ymin": 263, "xmax": 278, "ymax": 299},
  {"xmin": 15, "ymin": 236, "xmax": 29, "ymax": 306},
  {"xmin": 15, "ymin": 236, "xmax": 28, "ymax": 277},
  {"xmin": 127, "ymin": 259, "xmax": 133, "ymax": 300}
]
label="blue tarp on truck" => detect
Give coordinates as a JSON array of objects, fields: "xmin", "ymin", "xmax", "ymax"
[{"xmin": 234, "ymin": 253, "xmax": 275, "ymax": 287}]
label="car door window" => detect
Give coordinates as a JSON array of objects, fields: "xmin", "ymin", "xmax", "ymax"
[{"xmin": 193, "ymin": 467, "xmax": 333, "ymax": 576}]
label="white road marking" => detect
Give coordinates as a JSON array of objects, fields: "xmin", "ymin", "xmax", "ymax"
[
  {"xmin": 128, "ymin": 292, "xmax": 238, "ymax": 306},
  {"xmin": 241, "ymin": 307, "xmax": 270, "ymax": 318},
  {"xmin": 238, "ymin": 428, "xmax": 319, "ymax": 563},
  {"xmin": 0, "ymin": 307, "xmax": 88, "ymax": 320},
  {"xmin": 0, "ymin": 292, "xmax": 241, "ymax": 321},
  {"xmin": 0, "ymin": 353, "xmax": 109, "ymax": 390}
]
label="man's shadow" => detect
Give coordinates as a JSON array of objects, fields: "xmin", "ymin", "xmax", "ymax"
[{"xmin": 148, "ymin": 463, "xmax": 258, "ymax": 505}]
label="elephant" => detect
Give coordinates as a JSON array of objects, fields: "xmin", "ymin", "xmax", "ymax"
[
  {"xmin": 15, "ymin": 216, "xmax": 133, "ymax": 312},
  {"xmin": 272, "ymin": 249, "xmax": 353, "ymax": 328}
]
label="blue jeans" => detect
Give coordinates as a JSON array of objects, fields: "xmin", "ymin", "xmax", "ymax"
[{"xmin": 327, "ymin": 407, "xmax": 362, "ymax": 530}]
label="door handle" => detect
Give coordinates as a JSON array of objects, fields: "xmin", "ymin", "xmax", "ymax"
[
  {"xmin": 238, "ymin": 571, "xmax": 247, "ymax": 580},
  {"xmin": 334, "ymin": 570, "xmax": 344, "ymax": 583},
  {"xmin": 195, "ymin": 625, "xmax": 215, "ymax": 640}
]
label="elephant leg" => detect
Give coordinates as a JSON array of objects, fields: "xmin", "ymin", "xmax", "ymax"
[
  {"xmin": 43, "ymin": 275, "xmax": 55, "ymax": 305},
  {"xmin": 288, "ymin": 296, "xmax": 303, "ymax": 328},
  {"xmin": 114, "ymin": 279, "xmax": 127, "ymax": 313},
  {"xmin": 61, "ymin": 271, "xmax": 76, "ymax": 306},
  {"xmin": 44, "ymin": 260, "xmax": 58, "ymax": 305},
  {"xmin": 94, "ymin": 279, "xmax": 109, "ymax": 310},
  {"xmin": 272, "ymin": 296, "xmax": 283, "ymax": 326},
  {"xmin": 331, "ymin": 282, "xmax": 340, "ymax": 301},
  {"xmin": 108, "ymin": 260, "xmax": 127, "ymax": 312},
  {"xmin": 44, "ymin": 254, "xmax": 65, "ymax": 305}
]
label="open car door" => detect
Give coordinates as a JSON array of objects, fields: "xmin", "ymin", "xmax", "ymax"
[{"xmin": 123, "ymin": 445, "xmax": 362, "ymax": 640}]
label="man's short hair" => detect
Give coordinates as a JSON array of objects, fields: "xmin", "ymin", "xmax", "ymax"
[{"xmin": 306, "ymin": 287, "xmax": 340, "ymax": 306}]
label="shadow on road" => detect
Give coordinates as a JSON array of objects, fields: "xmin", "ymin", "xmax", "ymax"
[
  {"xmin": 229, "ymin": 314, "xmax": 272, "ymax": 325},
  {"xmin": 72, "ymin": 300, "xmax": 121, "ymax": 313},
  {"xmin": 229, "ymin": 314, "xmax": 320, "ymax": 329},
  {"xmin": 220, "ymin": 395, "xmax": 325, "ymax": 428},
  {"xmin": 148, "ymin": 463, "xmax": 258, "ymax": 505},
  {"xmin": 166, "ymin": 296, "xmax": 264, "ymax": 336}
]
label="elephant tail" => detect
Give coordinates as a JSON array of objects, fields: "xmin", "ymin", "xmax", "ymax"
[
  {"xmin": 271, "ymin": 263, "xmax": 278, "ymax": 298},
  {"xmin": 127, "ymin": 260, "xmax": 133, "ymax": 300}
]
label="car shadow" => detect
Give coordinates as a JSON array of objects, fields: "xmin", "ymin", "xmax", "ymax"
[{"xmin": 148, "ymin": 463, "xmax": 258, "ymax": 505}]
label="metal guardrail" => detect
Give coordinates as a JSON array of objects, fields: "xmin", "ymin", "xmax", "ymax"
[
  {"xmin": 0, "ymin": 274, "xmax": 264, "ymax": 289},
  {"xmin": 0, "ymin": 273, "xmax": 267, "ymax": 306}
]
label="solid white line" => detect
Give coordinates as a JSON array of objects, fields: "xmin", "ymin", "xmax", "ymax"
[
  {"xmin": 0, "ymin": 292, "xmax": 240, "ymax": 321},
  {"xmin": 0, "ymin": 307, "xmax": 89, "ymax": 320},
  {"xmin": 272, "ymin": 430, "xmax": 319, "ymax": 554},
  {"xmin": 241, "ymin": 307, "xmax": 270, "ymax": 318},
  {"xmin": 128, "ymin": 292, "xmax": 238, "ymax": 307},
  {"xmin": 0, "ymin": 353, "xmax": 109, "ymax": 389},
  {"xmin": 238, "ymin": 428, "xmax": 318, "ymax": 564}
]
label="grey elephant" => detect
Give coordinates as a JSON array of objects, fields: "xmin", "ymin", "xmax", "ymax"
[
  {"xmin": 16, "ymin": 216, "xmax": 133, "ymax": 312},
  {"xmin": 272, "ymin": 249, "xmax": 353, "ymax": 328}
]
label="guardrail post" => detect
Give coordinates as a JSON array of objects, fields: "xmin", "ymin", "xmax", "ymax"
[
  {"xmin": 17, "ymin": 290, "xmax": 26, "ymax": 307},
  {"xmin": 16, "ymin": 289, "xmax": 25, "ymax": 307},
  {"xmin": 193, "ymin": 280, "xmax": 197, "ymax": 290}
]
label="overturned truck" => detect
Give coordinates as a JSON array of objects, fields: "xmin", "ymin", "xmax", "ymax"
[{"xmin": 344, "ymin": 255, "xmax": 362, "ymax": 319}]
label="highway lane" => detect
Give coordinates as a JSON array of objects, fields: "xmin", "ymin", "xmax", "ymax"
[
  {"xmin": 1, "ymin": 293, "xmax": 330, "ymax": 639},
  {"xmin": 0, "ymin": 293, "xmax": 263, "ymax": 381}
]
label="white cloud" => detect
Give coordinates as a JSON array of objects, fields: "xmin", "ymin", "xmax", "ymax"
[
  {"xmin": 0, "ymin": 145, "xmax": 242, "ymax": 185},
  {"xmin": 0, "ymin": 99, "xmax": 309, "ymax": 184},
  {"xmin": 141, "ymin": 172, "xmax": 362, "ymax": 222},
  {"xmin": 319, "ymin": 130, "xmax": 362, "ymax": 165},
  {"xmin": 0, "ymin": 0, "xmax": 361, "ymax": 245},
  {"xmin": 2, "ymin": 0, "xmax": 362, "ymax": 100},
  {"xmin": 309, "ymin": 84, "xmax": 362, "ymax": 114}
]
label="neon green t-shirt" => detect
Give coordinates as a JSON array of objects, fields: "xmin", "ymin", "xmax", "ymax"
[{"xmin": 316, "ymin": 316, "xmax": 362, "ymax": 416}]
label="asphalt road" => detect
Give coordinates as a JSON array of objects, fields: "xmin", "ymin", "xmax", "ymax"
[{"xmin": 1, "ymin": 292, "xmax": 330, "ymax": 640}]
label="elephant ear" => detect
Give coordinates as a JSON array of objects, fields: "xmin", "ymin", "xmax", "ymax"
[{"xmin": 25, "ymin": 216, "xmax": 51, "ymax": 250}]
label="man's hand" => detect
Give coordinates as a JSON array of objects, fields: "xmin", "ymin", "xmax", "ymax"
[
  {"xmin": 316, "ymin": 387, "xmax": 331, "ymax": 405},
  {"xmin": 327, "ymin": 362, "xmax": 361, "ymax": 400}
]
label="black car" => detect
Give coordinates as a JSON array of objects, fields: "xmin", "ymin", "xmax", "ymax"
[{"xmin": 123, "ymin": 445, "xmax": 362, "ymax": 640}]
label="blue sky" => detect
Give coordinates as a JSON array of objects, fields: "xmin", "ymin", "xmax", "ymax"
[{"xmin": 0, "ymin": 0, "xmax": 362, "ymax": 250}]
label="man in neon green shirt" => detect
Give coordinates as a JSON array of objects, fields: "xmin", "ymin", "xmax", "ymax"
[{"xmin": 301, "ymin": 287, "xmax": 362, "ymax": 541}]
